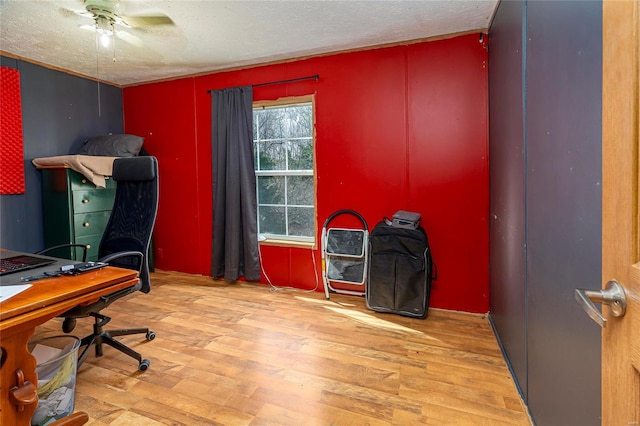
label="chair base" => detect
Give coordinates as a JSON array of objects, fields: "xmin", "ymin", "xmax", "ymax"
[{"xmin": 76, "ymin": 313, "xmax": 155, "ymax": 372}]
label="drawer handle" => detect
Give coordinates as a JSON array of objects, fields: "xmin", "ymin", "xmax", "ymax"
[
  {"xmin": 83, "ymin": 222, "xmax": 90, "ymax": 227},
  {"xmin": 86, "ymin": 244, "xmax": 91, "ymax": 249},
  {"xmin": 81, "ymin": 179, "xmax": 87, "ymax": 184},
  {"xmin": 82, "ymin": 199, "xmax": 89, "ymax": 204}
]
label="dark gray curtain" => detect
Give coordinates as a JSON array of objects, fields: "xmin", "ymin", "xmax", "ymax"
[{"xmin": 211, "ymin": 86, "xmax": 260, "ymax": 281}]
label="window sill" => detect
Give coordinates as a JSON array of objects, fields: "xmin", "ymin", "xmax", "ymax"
[{"xmin": 259, "ymin": 238, "xmax": 316, "ymax": 249}]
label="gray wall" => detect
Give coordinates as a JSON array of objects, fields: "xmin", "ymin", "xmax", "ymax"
[
  {"xmin": 0, "ymin": 57, "xmax": 123, "ymax": 252},
  {"xmin": 489, "ymin": 1, "xmax": 602, "ymax": 425}
]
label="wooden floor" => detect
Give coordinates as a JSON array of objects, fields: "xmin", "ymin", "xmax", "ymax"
[{"xmin": 32, "ymin": 270, "xmax": 532, "ymax": 426}]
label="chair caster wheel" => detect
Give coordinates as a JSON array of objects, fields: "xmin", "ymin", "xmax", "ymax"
[
  {"xmin": 138, "ymin": 359, "xmax": 150, "ymax": 371},
  {"xmin": 62, "ymin": 318, "xmax": 76, "ymax": 333},
  {"xmin": 146, "ymin": 331, "xmax": 156, "ymax": 341}
]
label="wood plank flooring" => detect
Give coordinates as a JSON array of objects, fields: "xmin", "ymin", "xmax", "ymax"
[{"xmin": 31, "ymin": 270, "xmax": 532, "ymax": 425}]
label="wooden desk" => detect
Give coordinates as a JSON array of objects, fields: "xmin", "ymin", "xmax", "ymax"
[{"xmin": 0, "ymin": 264, "xmax": 138, "ymax": 425}]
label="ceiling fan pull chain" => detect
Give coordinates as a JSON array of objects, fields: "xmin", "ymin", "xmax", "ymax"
[
  {"xmin": 111, "ymin": 21, "xmax": 116, "ymax": 63},
  {"xmin": 95, "ymin": 26, "xmax": 101, "ymax": 117}
]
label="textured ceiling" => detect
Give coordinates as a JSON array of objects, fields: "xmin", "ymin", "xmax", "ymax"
[{"xmin": 0, "ymin": 0, "xmax": 498, "ymax": 86}]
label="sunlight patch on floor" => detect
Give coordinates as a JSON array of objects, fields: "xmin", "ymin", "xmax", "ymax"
[
  {"xmin": 323, "ymin": 306, "xmax": 427, "ymax": 336},
  {"xmin": 292, "ymin": 295, "xmax": 433, "ymax": 337},
  {"xmin": 294, "ymin": 295, "xmax": 356, "ymax": 307}
]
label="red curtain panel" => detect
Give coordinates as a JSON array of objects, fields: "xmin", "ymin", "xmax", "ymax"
[{"xmin": 0, "ymin": 66, "xmax": 25, "ymax": 195}]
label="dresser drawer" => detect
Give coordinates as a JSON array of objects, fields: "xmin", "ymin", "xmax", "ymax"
[
  {"xmin": 75, "ymin": 235, "xmax": 102, "ymax": 261},
  {"xmin": 73, "ymin": 211, "xmax": 111, "ymax": 238},
  {"xmin": 70, "ymin": 171, "xmax": 116, "ymax": 190},
  {"xmin": 72, "ymin": 189, "xmax": 115, "ymax": 213}
]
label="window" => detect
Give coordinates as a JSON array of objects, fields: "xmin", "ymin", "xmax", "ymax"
[{"xmin": 253, "ymin": 98, "xmax": 315, "ymax": 243}]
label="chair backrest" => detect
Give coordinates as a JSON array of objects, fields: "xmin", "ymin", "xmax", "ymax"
[{"xmin": 99, "ymin": 156, "xmax": 158, "ymax": 293}]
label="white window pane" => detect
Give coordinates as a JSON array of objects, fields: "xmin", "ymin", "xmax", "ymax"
[
  {"xmin": 287, "ymin": 138, "xmax": 313, "ymax": 170},
  {"xmin": 253, "ymin": 115, "xmax": 258, "ymax": 140},
  {"xmin": 257, "ymin": 140, "xmax": 286, "ymax": 170},
  {"xmin": 287, "ymin": 176, "xmax": 314, "ymax": 205},
  {"xmin": 283, "ymin": 106, "xmax": 312, "ymax": 138},
  {"xmin": 257, "ymin": 109, "xmax": 284, "ymax": 140},
  {"xmin": 260, "ymin": 206, "xmax": 286, "ymax": 235},
  {"xmin": 258, "ymin": 176, "xmax": 285, "ymax": 205},
  {"xmin": 288, "ymin": 207, "xmax": 314, "ymax": 237}
]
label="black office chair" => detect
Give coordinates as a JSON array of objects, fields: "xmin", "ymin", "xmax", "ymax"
[{"xmin": 48, "ymin": 156, "xmax": 159, "ymax": 371}]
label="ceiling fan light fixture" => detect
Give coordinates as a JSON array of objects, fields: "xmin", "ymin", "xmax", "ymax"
[
  {"xmin": 95, "ymin": 15, "xmax": 114, "ymax": 36},
  {"xmin": 94, "ymin": 15, "xmax": 114, "ymax": 47},
  {"xmin": 100, "ymin": 32, "xmax": 111, "ymax": 48}
]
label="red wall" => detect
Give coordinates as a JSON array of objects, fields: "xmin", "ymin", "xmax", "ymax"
[{"xmin": 123, "ymin": 34, "xmax": 489, "ymax": 313}]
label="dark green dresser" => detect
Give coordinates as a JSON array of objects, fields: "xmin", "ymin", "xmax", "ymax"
[{"xmin": 41, "ymin": 168, "xmax": 116, "ymax": 261}]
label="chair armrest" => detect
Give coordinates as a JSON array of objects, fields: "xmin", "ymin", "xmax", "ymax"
[
  {"xmin": 36, "ymin": 244, "xmax": 88, "ymax": 262},
  {"xmin": 99, "ymin": 250, "xmax": 144, "ymax": 265},
  {"xmin": 82, "ymin": 251, "xmax": 145, "ymax": 306}
]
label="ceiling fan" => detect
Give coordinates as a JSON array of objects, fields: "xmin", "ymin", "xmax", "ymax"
[{"xmin": 62, "ymin": 0, "xmax": 174, "ymax": 47}]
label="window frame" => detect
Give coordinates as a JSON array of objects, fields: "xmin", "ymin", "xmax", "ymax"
[{"xmin": 253, "ymin": 95, "xmax": 317, "ymax": 246}]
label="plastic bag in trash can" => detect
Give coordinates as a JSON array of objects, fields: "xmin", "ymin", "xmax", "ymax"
[{"xmin": 29, "ymin": 336, "xmax": 80, "ymax": 426}]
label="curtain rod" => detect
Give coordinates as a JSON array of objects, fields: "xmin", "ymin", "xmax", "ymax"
[
  {"xmin": 253, "ymin": 74, "xmax": 319, "ymax": 87},
  {"xmin": 207, "ymin": 75, "xmax": 319, "ymax": 93}
]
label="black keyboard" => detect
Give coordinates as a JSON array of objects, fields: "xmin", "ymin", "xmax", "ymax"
[
  {"xmin": 0, "ymin": 258, "xmax": 30, "ymax": 273},
  {"xmin": 0, "ymin": 255, "xmax": 55, "ymax": 276}
]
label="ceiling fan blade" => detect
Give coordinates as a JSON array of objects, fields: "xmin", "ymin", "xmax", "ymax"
[
  {"xmin": 116, "ymin": 31, "xmax": 143, "ymax": 47},
  {"xmin": 122, "ymin": 15, "xmax": 174, "ymax": 27},
  {"xmin": 59, "ymin": 6, "xmax": 93, "ymax": 20},
  {"xmin": 78, "ymin": 25, "xmax": 143, "ymax": 48}
]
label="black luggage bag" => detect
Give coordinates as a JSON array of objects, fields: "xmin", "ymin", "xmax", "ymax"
[{"xmin": 366, "ymin": 220, "xmax": 435, "ymax": 318}]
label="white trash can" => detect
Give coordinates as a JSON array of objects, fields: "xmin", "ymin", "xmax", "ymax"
[{"xmin": 28, "ymin": 335, "xmax": 81, "ymax": 426}]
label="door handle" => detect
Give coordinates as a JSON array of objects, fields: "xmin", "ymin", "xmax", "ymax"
[{"xmin": 575, "ymin": 280, "xmax": 626, "ymax": 327}]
